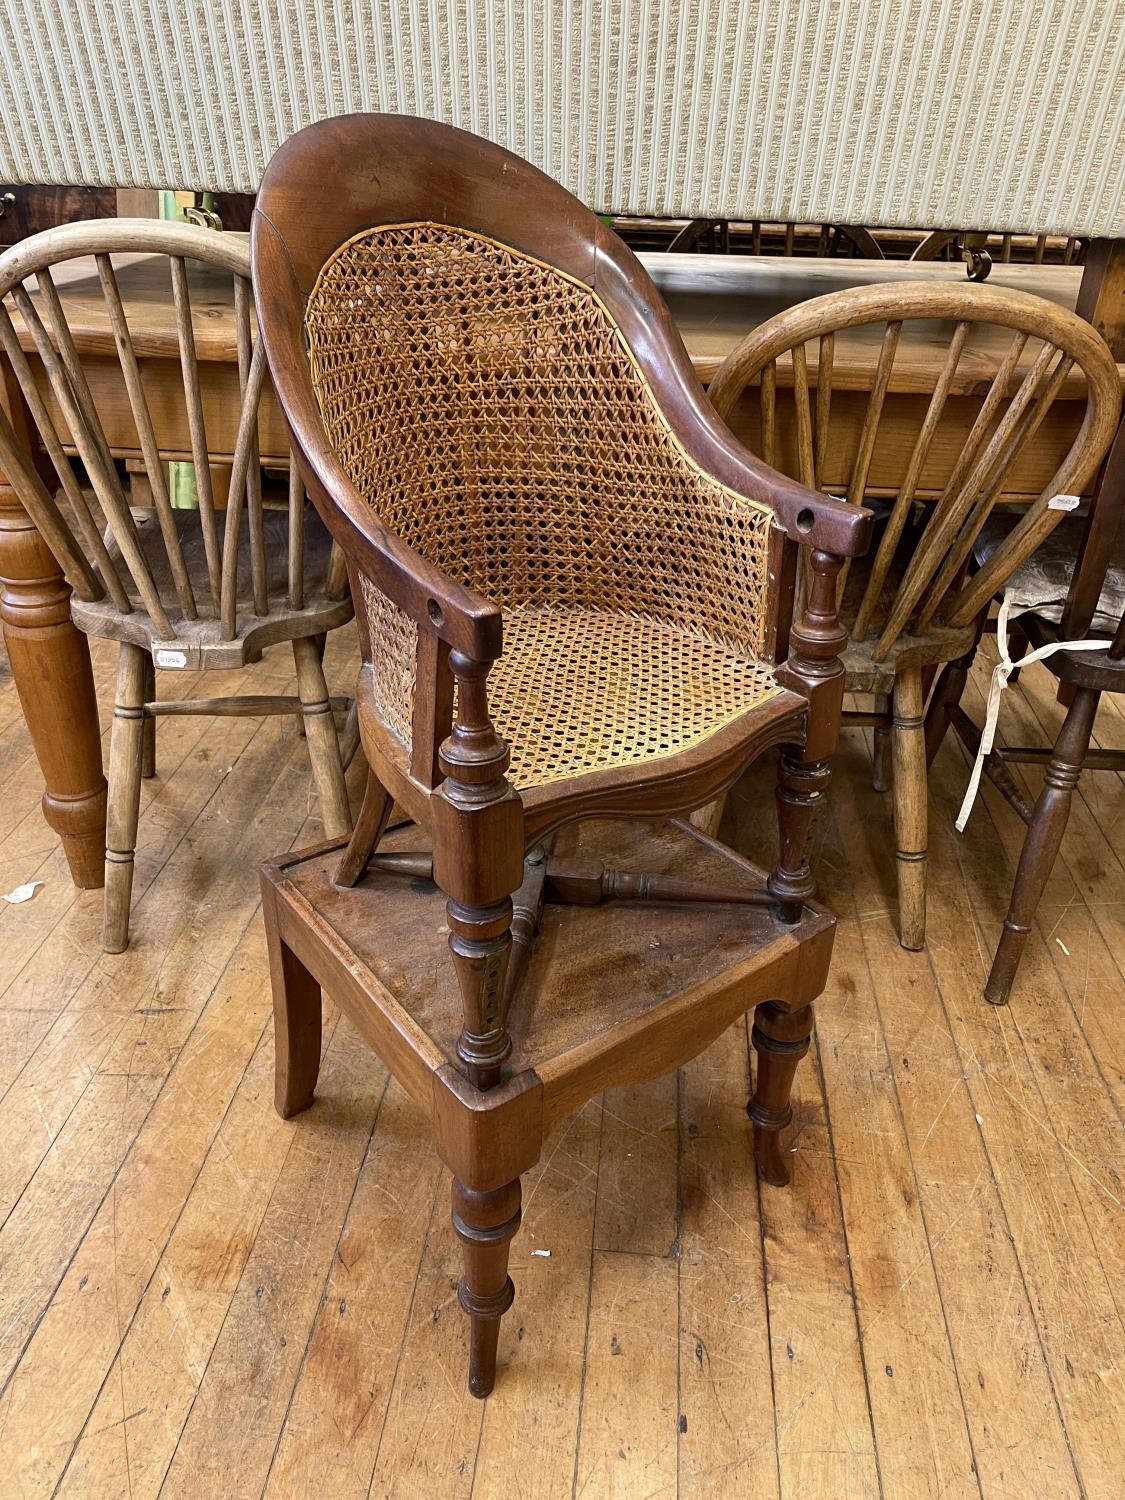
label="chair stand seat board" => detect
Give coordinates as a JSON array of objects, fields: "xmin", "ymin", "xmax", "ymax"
[{"xmin": 261, "ymin": 815, "xmax": 835, "ymax": 1397}]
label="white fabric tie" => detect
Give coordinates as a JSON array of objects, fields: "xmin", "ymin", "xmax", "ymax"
[{"xmin": 954, "ymin": 589, "xmax": 1111, "ymax": 831}]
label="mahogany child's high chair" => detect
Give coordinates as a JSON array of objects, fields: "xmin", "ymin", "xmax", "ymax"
[{"xmin": 252, "ymin": 114, "xmax": 871, "ymax": 1396}]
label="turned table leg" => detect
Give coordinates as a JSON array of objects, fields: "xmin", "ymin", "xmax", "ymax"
[{"xmin": 0, "ymin": 473, "xmax": 107, "ymax": 888}]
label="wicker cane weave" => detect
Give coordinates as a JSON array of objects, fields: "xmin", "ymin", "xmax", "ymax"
[{"xmin": 309, "ymin": 223, "xmax": 779, "ymax": 790}]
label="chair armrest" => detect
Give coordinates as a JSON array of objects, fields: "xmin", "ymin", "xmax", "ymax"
[
  {"xmin": 682, "ymin": 414, "xmax": 874, "ymax": 560},
  {"xmin": 296, "ymin": 444, "xmax": 503, "ymax": 661}
]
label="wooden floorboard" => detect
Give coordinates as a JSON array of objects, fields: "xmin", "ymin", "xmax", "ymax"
[{"xmin": 1, "ymin": 631, "xmax": 1122, "ymax": 1498}]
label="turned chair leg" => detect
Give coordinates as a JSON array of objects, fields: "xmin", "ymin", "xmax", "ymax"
[
  {"xmin": 334, "ymin": 770, "xmax": 393, "ymax": 887},
  {"xmin": 749, "ymin": 1000, "xmax": 814, "ymax": 1186},
  {"xmin": 292, "ymin": 635, "xmax": 352, "ymax": 839},
  {"xmin": 892, "ymin": 664, "xmax": 928, "ymax": 950},
  {"xmin": 872, "ymin": 692, "xmax": 891, "ymax": 792},
  {"xmin": 452, "ymin": 1177, "xmax": 521, "ymax": 1397},
  {"xmin": 103, "ymin": 642, "xmax": 148, "ymax": 953},
  {"xmin": 262, "ymin": 879, "xmax": 323, "ymax": 1118},
  {"xmin": 141, "ymin": 653, "xmax": 156, "ymax": 779},
  {"xmin": 985, "ymin": 686, "xmax": 1099, "ymax": 1006}
]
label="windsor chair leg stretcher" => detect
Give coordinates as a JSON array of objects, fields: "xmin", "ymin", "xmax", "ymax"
[{"xmin": 262, "ymin": 815, "xmax": 835, "ymax": 1397}]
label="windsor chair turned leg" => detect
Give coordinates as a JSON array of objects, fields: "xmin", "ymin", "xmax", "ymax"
[
  {"xmin": 985, "ymin": 686, "xmax": 1100, "ymax": 1005},
  {"xmin": 262, "ymin": 877, "xmax": 322, "ymax": 1118},
  {"xmin": 334, "ymin": 771, "xmax": 393, "ymax": 887},
  {"xmin": 749, "ymin": 1000, "xmax": 814, "ymax": 1186},
  {"xmin": 891, "ymin": 665, "xmax": 928, "ymax": 950},
  {"xmin": 141, "ymin": 654, "xmax": 156, "ymax": 780},
  {"xmin": 292, "ymin": 635, "xmax": 352, "ymax": 839},
  {"xmin": 103, "ymin": 642, "xmax": 148, "ymax": 953},
  {"xmin": 451, "ymin": 1177, "xmax": 522, "ymax": 1397}
]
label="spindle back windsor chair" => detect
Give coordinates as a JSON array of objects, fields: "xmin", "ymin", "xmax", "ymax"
[
  {"xmin": 0, "ymin": 221, "xmax": 355, "ymax": 951},
  {"xmin": 706, "ymin": 281, "xmax": 1121, "ymax": 949},
  {"xmin": 252, "ymin": 112, "xmax": 872, "ymax": 1396}
]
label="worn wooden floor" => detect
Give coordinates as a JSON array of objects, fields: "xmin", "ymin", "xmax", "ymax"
[{"xmin": 0, "ymin": 627, "xmax": 1122, "ymax": 1499}]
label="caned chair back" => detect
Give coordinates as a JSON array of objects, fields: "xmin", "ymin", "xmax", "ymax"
[
  {"xmin": 303, "ymin": 219, "xmax": 781, "ymax": 770},
  {"xmin": 0, "ymin": 220, "xmax": 348, "ymax": 659},
  {"xmin": 708, "ymin": 282, "xmax": 1121, "ymax": 659}
]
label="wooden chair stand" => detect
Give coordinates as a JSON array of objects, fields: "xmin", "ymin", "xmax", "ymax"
[{"xmin": 262, "ymin": 814, "xmax": 835, "ymax": 1397}]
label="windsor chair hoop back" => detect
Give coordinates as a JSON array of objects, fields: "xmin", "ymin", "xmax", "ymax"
[
  {"xmin": 706, "ymin": 280, "xmax": 1121, "ymax": 951},
  {"xmin": 0, "ymin": 220, "xmax": 356, "ymax": 951},
  {"xmin": 0, "ymin": 219, "xmax": 355, "ymax": 660},
  {"xmin": 708, "ymin": 280, "xmax": 1122, "ymax": 666},
  {"xmin": 251, "ymin": 112, "xmax": 872, "ymax": 1397}
]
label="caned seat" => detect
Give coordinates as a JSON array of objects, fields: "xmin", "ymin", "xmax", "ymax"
[
  {"xmin": 251, "ymin": 113, "xmax": 872, "ymax": 1398},
  {"xmin": 489, "ymin": 610, "xmax": 784, "ymax": 789}
]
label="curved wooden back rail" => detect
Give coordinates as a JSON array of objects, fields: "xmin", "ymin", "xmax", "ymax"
[
  {"xmin": 0, "ymin": 219, "xmax": 356, "ymax": 950},
  {"xmin": 706, "ymin": 281, "xmax": 1120, "ymax": 953},
  {"xmin": 252, "ymin": 114, "xmax": 874, "ymax": 1396}
]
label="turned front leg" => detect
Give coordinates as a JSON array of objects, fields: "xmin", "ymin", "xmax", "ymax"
[
  {"xmin": 452, "ymin": 1177, "xmax": 522, "ymax": 1397},
  {"xmin": 768, "ymin": 752, "xmax": 831, "ymax": 923},
  {"xmin": 431, "ymin": 652, "xmax": 524, "ymax": 1091},
  {"xmin": 749, "ymin": 1000, "xmax": 814, "ymax": 1186}
]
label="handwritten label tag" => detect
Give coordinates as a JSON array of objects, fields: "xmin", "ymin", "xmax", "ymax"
[
  {"xmin": 154, "ymin": 648, "xmax": 188, "ymax": 669},
  {"xmin": 1048, "ymin": 494, "xmax": 1081, "ymax": 511}
]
